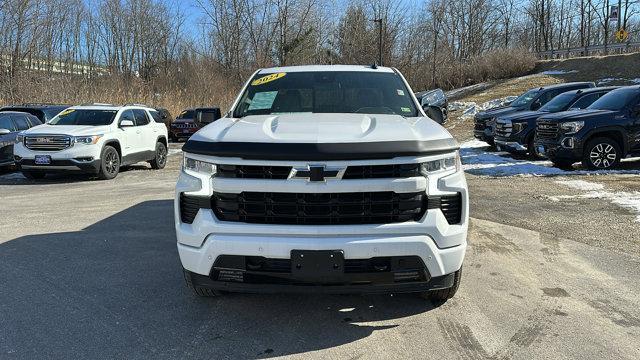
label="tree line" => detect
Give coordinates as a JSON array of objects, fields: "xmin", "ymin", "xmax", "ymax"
[{"xmin": 0, "ymin": 0, "xmax": 638, "ymax": 112}]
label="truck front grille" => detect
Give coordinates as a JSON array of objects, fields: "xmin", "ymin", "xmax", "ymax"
[
  {"xmin": 495, "ymin": 120, "xmax": 512, "ymax": 138},
  {"xmin": 536, "ymin": 120, "xmax": 559, "ymax": 140},
  {"xmin": 217, "ymin": 165, "xmax": 292, "ymax": 179},
  {"xmin": 212, "ymin": 191, "xmax": 427, "ymax": 225},
  {"xmin": 343, "ymin": 164, "xmax": 420, "ymax": 179},
  {"xmin": 24, "ymin": 136, "xmax": 72, "ymax": 151}
]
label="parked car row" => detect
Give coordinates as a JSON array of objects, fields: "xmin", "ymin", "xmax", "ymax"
[
  {"xmin": 474, "ymin": 84, "xmax": 640, "ymax": 170},
  {"xmin": 0, "ymin": 103, "xmax": 222, "ymax": 178}
]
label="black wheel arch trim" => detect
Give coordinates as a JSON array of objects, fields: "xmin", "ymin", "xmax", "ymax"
[
  {"xmin": 181, "ymin": 139, "xmax": 460, "ymax": 160},
  {"xmin": 582, "ymin": 126, "xmax": 629, "ymax": 155},
  {"xmin": 102, "ymin": 140, "xmax": 122, "ymax": 158}
]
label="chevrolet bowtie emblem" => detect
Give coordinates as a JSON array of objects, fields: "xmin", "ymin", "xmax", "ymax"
[{"xmin": 291, "ymin": 165, "xmax": 342, "ymax": 181}]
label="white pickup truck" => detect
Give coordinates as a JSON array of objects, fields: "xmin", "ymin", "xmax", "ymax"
[
  {"xmin": 175, "ymin": 65, "xmax": 468, "ymax": 302},
  {"xmin": 14, "ymin": 104, "xmax": 169, "ymax": 180}
]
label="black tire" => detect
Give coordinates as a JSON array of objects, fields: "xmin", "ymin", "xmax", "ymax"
[
  {"xmin": 21, "ymin": 170, "xmax": 46, "ymax": 180},
  {"xmin": 582, "ymin": 137, "xmax": 621, "ymax": 170},
  {"xmin": 97, "ymin": 145, "xmax": 120, "ymax": 180},
  {"xmin": 528, "ymin": 137, "xmax": 544, "ymax": 160},
  {"xmin": 551, "ymin": 160, "xmax": 574, "ymax": 170},
  {"xmin": 183, "ymin": 269, "xmax": 223, "ymax": 298},
  {"xmin": 149, "ymin": 142, "xmax": 167, "ymax": 170},
  {"xmin": 419, "ymin": 267, "xmax": 462, "ymax": 303},
  {"xmin": 426, "ymin": 106, "xmax": 444, "ymax": 124}
]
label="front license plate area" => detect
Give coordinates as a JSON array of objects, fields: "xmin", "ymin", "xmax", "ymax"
[
  {"xmin": 34, "ymin": 155, "xmax": 51, "ymax": 165},
  {"xmin": 291, "ymin": 250, "xmax": 344, "ymax": 282}
]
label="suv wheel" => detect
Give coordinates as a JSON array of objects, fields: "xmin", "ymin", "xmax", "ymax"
[
  {"xmin": 150, "ymin": 142, "xmax": 167, "ymax": 169},
  {"xmin": 419, "ymin": 267, "xmax": 462, "ymax": 304},
  {"xmin": 97, "ymin": 146, "xmax": 120, "ymax": 180},
  {"xmin": 583, "ymin": 137, "xmax": 621, "ymax": 170},
  {"xmin": 21, "ymin": 170, "xmax": 46, "ymax": 180}
]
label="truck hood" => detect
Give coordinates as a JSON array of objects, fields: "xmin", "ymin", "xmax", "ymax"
[
  {"xmin": 191, "ymin": 113, "xmax": 454, "ymax": 143},
  {"xmin": 537, "ymin": 109, "xmax": 618, "ymax": 122},
  {"xmin": 23, "ymin": 124, "xmax": 111, "ymax": 136},
  {"xmin": 499, "ymin": 110, "xmax": 545, "ymax": 123},
  {"xmin": 184, "ymin": 113, "xmax": 459, "ymax": 160},
  {"xmin": 476, "ymin": 106, "xmax": 525, "ymax": 120}
]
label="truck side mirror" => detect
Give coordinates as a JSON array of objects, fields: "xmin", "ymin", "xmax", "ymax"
[{"xmin": 0, "ymin": 128, "xmax": 11, "ymax": 135}]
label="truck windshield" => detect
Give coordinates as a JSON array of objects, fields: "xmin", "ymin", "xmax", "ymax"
[
  {"xmin": 539, "ymin": 92, "xmax": 575, "ymax": 112},
  {"xmin": 49, "ymin": 109, "xmax": 117, "ymax": 126},
  {"xmin": 233, "ymin": 71, "xmax": 418, "ymax": 117},
  {"xmin": 588, "ymin": 88, "xmax": 639, "ymax": 111},
  {"xmin": 510, "ymin": 89, "xmax": 539, "ymax": 108}
]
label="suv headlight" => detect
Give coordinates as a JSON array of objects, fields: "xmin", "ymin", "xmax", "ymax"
[
  {"xmin": 560, "ymin": 121, "xmax": 584, "ymax": 134},
  {"xmin": 420, "ymin": 152, "xmax": 460, "ymax": 175},
  {"xmin": 513, "ymin": 122, "xmax": 527, "ymax": 133},
  {"xmin": 16, "ymin": 133, "xmax": 25, "ymax": 143},
  {"xmin": 183, "ymin": 155, "xmax": 216, "ymax": 175},
  {"xmin": 74, "ymin": 135, "xmax": 103, "ymax": 145}
]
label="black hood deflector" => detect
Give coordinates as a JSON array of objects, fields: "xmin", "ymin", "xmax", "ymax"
[{"xmin": 182, "ymin": 139, "xmax": 460, "ymax": 160}]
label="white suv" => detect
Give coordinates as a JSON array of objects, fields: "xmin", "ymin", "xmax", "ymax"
[
  {"xmin": 14, "ymin": 104, "xmax": 169, "ymax": 180},
  {"xmin": 175, "ymin": 65, "xmax": 468, "ymax": 302}
]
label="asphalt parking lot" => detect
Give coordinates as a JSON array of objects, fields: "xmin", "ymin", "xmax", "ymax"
[{"xmin": 1, "ymin": 143, "xmax": 639, "ymax": 359}]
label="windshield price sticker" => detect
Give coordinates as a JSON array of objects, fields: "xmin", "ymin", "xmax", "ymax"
[
  {"xmin": 251, "ymin": 73, "xmax": 286, "ymax": 86},
  {"xmin": 248, "ymin": 91, "xmax": 278, "ymax": 110},
  {"xmin": 401, "ymin": 107, "xmax": 411, "ymax": 113}
]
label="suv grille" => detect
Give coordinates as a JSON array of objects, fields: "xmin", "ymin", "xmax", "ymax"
[
  {"xmin": 24, "ymin": 135, "xmax": 72, "ymax": 151},
  {"xmin": 212, "ymin": 191, "xmax": 427, "ymax": 225},
  {"xmin": 343, "ymin": 164, "xmax": 420, "ymax": 179},
  {"xmin": 172, "ymin": 123, "xmax": 197, "ymax": 129},
  {"xmin": 536, "ymin": 120, "xmax": 559, "ymax": 140},
  {"xmin": 495, "ymin": 120, "xmax": 512, "ymax": 138},
  {"xmin": 217, "ymin": 165, "xmax": 292, "ymax": 179}
]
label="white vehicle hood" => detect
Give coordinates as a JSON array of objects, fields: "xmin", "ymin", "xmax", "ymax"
[
  {"xmin": 23, "ymin": 124, "xmax": 111, "ymax": 136},
  {"xmin": 190, "ymin": 113, "xmax": 454, "ymax": 144}
]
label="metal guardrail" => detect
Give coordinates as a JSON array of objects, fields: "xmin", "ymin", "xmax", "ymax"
[{"xmin": 537, "ymin": 42, "xmax": 640, "ymax": 59}]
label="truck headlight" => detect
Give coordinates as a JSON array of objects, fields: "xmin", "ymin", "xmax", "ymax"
[
  {"xmin": 74, "ymin": 135, "xmax": 103, "ymax": 145},
  {"xmin": 16, "ymin": 133, "xmax": 24, "ymax": 143},
  {"xmin": 560, "ymin": 121, "xmax": 584, "ymax": 134},
  {"xmin": 420, "ymin": 152, "xmax": 460, "ymax": 175},
  {"xmin": 183, "ymin": 155, "xmax": 216, "ymax": 175}
]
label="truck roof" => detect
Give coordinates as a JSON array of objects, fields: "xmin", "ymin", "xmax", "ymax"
[{"xmin": 257, "ymin": 64, "xmax": 395, "ymax": 74}]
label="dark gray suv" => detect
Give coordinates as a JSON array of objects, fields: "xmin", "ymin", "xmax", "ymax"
[{"xmin": 0, "ymin": 112, "xmax": 42, "ymax": 168}]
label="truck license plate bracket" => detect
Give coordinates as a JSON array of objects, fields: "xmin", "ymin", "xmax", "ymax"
[{"xmin": 291, "ymin": 250, "xmax": 344, "ymax": 281}]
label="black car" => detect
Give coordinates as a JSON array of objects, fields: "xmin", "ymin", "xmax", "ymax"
[
  {"xmin": 153, "ymin": 108, "xmax": 174, "ymax": 130},
  {"xmin": 169, "ymin": 107, "xmax": 222, "ymax": 141},
  {"xmin": 0, "ymin": 111, "xmax": 42, "ymax": 168},
  {"xmin": 415, "ymin": 89, "xmax": 448, "ymax": 124},
  {"xmin": 0, "ymin": 104, "xmax": 68, "ymax": 123},
  {"xmin": 494, "ymin": 87, "xmax": 618, "ymax": 158},
  {"xmin": 535, "ymin": 85, "xmax": 640, "ymax": 170},
  {"xmin": 474, "ymin": 82, "xmax": 595, "ymax": 145}
]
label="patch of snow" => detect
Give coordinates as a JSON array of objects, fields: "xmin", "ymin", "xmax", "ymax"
[
  {"xmin": 541, "ymin": 70, "xmax": 578, "ymax": 75},
  {"xmin": 630, "ymin": 78, "xmax": 640, "ymax": 84},
  {"xmin": 596, "ymin": 77, "xmax": 623, "ymax": 85},
  {"xmin": 450, "ymin": 96, "xmax": 517, "ymax": 118},
  {"xmin": 460, "ymin": 140, "xmax": 640, "ymax": 177},
  {"xmin": 0, "ymin": 172, "xmax": 25, "ymax": 181},
  {"xmin": 555, "ymin": 180, "xmax": 604, "ymax": 191},
  {"xmin": 168, "ymin": 148, "xmax": 182, "ymax": 156},
  {"xmin": 445, "ymin": 82, "xmax": 491, "ymax": 99},
  {"xmin": 551, "ymin": 180, "xmax": 640, "ymax": 222}
]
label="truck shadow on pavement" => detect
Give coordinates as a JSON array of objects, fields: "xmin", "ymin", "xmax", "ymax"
[
  {"xmin": 0, "ymin": 165, "xmax": 154, "ymax": 185},
  {"xmin": 0, "ymin": 200, "xmax": 437, "ymax": 359}
]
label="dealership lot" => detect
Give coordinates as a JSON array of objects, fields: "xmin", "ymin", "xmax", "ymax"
[{"xmin": 0, "ymin": 143, "xmax": 638, "ymax": 359}]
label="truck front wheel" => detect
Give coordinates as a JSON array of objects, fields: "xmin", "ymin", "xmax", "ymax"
[{"xmin": 582, "ymin": 137, "xmax": 621, "ymax": 170}]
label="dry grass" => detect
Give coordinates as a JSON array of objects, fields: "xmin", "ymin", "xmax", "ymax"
[{"xmin": 535, "ymin": 52, "xmax": 640, "ymax": 84}]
